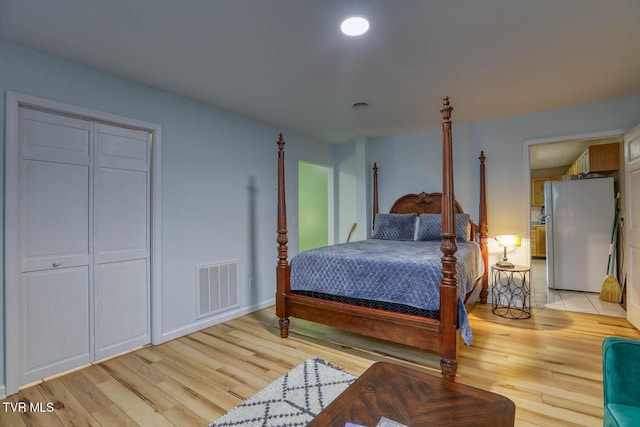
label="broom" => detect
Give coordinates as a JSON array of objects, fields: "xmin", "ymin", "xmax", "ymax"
[
  {"xmin": 346, "ymin": 223, "xmax": 357, "ymax": 243},
  {"xmin": 600, "ymin": 194, "xmax": 621, "ymax": 303}
]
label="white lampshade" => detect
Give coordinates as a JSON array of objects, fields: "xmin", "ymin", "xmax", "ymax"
[{"xmin": 497, "ymin": 235, "xmax": 521, "ymax": 248}]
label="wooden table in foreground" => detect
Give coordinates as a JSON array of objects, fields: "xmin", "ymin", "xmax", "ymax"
[{"xmin": 308, "ymin": 362, "xmax": 515, "ymax": 427}]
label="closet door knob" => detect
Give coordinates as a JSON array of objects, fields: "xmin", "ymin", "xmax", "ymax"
[{"xmin": 52, "ymin": 260, "xmax": 62, "ymax": 267}]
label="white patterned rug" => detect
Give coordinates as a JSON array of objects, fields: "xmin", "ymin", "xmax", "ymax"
[{"xmin": 209, "ymin": 358, "xmax": 356, "ymax": 427}]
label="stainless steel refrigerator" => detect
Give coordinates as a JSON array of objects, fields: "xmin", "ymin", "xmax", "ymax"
[{"xmin": 544, "ymin": 177, "xmax": 615, "ymax": 292}]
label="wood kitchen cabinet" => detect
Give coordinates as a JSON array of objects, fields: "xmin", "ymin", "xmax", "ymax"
[
  {"xmin": 531, "ymin": 226, "xmax": 546, "ymax": 258},
  {"xmin": 531, "ymin": 176, "xmax": 562, "ymax": 206},
  {"xmin": 531, "ymin": 178, "xmax": 546, "ymax": 206},
  {"xmin": 584, "ymin": 142, "xmax": 619, "ymax": 173},
  {"xmin": 566, "ymin": 142, "xmax": 620, "ymax": 175}
]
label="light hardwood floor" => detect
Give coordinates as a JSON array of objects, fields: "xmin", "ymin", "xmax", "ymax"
[{"xmin": 2, "ymin": 304, "xmax": 639, "ymax": 426}]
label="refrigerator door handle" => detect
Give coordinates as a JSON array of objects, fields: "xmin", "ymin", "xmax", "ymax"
[{"xmin": 545, "ymin": 218, "xmax": 554, "ymax": 288}]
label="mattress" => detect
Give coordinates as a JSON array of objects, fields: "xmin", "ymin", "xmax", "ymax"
[{"xmin": 289, "ymin": 239, "xmax": 483, "ymax": 345}]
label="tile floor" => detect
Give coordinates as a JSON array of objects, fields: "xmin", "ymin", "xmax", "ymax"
[{"xmin": 529, "ymin": 259, "xmax": 626, "ymax": 318}]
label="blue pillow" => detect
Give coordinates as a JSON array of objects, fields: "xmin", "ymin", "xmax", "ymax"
[
  {"xmin": 416, "ymin": 214, "xmax": 441, "ymax": 241},
  {"xmin": 371, "ymin": 213, "xmax": 417, "ymax": 241},
  {"xmin": 416, "ymin": 213, "xmax": 471, "ymax": 242}
]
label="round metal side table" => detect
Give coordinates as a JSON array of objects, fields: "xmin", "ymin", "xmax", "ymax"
[{"xmin": 491, "ymin": 264, "xmax": 531, "ymax": 319}]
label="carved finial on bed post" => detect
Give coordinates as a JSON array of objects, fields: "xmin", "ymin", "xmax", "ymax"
[
  {"xmin": 441, "ymin": 96, "xmax": 452, "ymax": 122},
  {"xmin": 479, "ymin": 151, "xmax": 489, "ymax": 304},
  {"xmin": 439, "ymin": 96, "xmax": 458, "ymax": 379},
  {"xmin": 373, "ymin": 162, "xmax": 379, "ymax": 229},
  {"xmin": 276, "ymin": 133, "xmax": 290, "ymax": 337}
]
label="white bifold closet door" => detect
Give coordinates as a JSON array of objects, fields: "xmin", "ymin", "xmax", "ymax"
[
  {"xmin": 94, "ymin": 123, "xmax": 150, "ymax": 360},
  {"xmin": 19, "ymin": 108, "xmax": 150, "ymax": 385}
]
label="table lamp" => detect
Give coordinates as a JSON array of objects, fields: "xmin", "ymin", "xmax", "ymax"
[{"xmin": 496, "ymin": 235, "xmax": 521, "ymax": 268}]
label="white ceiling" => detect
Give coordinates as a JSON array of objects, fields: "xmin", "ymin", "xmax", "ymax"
[
  {"xmin": 1, "ymin": 0, "xmax": 640, "ymax": 143},
  {"xmin": 529, "ymin": 136, "xmax": 623, "ymax": 170}
]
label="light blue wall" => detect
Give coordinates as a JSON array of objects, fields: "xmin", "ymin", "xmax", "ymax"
[
  {"xmin": 0, "ymin": 41, "xmax": 331, "ymax": 391},
  {"xmin": 368, "ymin": 96, "xmax": 640, "ymax": 239},
  {"xmin": 331, "ymin": 142, "xmax": 358, "ymax": 242}
]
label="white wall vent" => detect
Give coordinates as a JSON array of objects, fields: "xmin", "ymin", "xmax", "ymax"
[{"xmin": 196, "ymin": 260, "xmax": 239, "ymax": 319}]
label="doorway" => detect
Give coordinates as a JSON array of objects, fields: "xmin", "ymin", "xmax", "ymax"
[
  {"xmin": 298, "ymin": 161, "xmax": 333, "ymax": 252},
  {"xmin": 4, "ymin": 93, "xmax": 162, "ymax": 395},
  {"xmin": 526, "ymin": 133, "xmax": 625, "ymax": 316}
]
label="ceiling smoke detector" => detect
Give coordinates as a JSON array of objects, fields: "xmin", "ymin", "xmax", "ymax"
[{"xmin": 352, "ymin": 102, "xmax": 369, "ymax": 110}]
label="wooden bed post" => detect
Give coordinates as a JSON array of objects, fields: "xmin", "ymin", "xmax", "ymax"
[
  {"xmin": 276, "ymin": 133, "xmax": 291, "ymax": 337},
  {"xmin": 479, "ymin": 151, "xmax": 489, "ymax": 303},
  {"xmin": 372, "ymin": 162, "xmax": 379, "ymax": 228},
  {"xmin": 439, "ymin": 97, "xmax": 459, "ymax": 379}
]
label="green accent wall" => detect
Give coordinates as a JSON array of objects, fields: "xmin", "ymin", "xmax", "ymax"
[{"xmin": 299, "ymin": 162, "xmax": 330, "ymax": 251}]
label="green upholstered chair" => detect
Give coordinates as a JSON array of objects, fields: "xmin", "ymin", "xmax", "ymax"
[{"xmin": 603, "ymin": 337, "xmax": 640, "ymax": 427}]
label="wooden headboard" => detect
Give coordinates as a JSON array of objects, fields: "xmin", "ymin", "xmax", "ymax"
[
  {"xmin": 371, "ymin": 164, "xmax": 484, "ymax": 244},
  {"xmin": 389, "ymin": 192, "xmax": 465, "ymax": 215}
]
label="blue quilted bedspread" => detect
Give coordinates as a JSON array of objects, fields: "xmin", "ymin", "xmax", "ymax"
[{"xmin": 289, "ymin": 239, "xmax": 483, "ymax": 345}]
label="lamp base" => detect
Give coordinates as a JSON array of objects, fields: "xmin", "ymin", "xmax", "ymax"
[
  {"xmin": 496, "ymin": 260, "xmax": 514, "ymax": 268},
  {"xmin": 497, "ymin": 246, "xmax": 514, "ymax": 268}
]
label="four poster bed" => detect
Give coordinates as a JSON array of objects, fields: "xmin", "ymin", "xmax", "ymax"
[{"xmin": 275, "ymin": 97, "xmax": 489, "ymax": 378}]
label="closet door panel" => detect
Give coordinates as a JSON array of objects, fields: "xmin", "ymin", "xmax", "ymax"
[
  {"xmin": 22, "ymin": 267, "xmax": 91, "ymax": 383},
  {"xmin": 21, "ymin": 108, "xmax": 90, "ymax": 165},
  {"xmin": 95, "ymin": 167, "xmax": 148, "ymax": 263},
  {"xmin": 95, "ymin": 259, "xmax": 148, "ymax": 358},
  {"xmin": 96, "ymin": 124, "xmax": 148, "ymax": 171},
  {"xmin": 22, "ymin": 160, "xmax": 89, "ymax": 272}
]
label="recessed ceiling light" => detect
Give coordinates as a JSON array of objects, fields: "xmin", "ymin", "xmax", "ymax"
[{"xmin": 340, "ymin": 16, "xmax": 369, "ymax": 36}]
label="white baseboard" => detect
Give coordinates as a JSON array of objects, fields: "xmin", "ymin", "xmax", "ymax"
[{"xmin": 156, "ymin": 298, "xmax": 275, "ymax": 345}]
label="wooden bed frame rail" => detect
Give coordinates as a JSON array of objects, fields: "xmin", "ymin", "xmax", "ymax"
[{"xmin": 275, "ymin": 97, "xmax": 488, "ymax": 378}]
